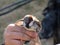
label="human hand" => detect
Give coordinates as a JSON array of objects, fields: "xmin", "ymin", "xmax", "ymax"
[{"xmin": 4, "ymin": 24, "xmax": 37, "ymax": 45}]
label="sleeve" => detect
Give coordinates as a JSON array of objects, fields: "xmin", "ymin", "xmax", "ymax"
[
  {"xmin": 39, "ymin": 10, "xmax": 56, "ymax": 39},
  {"xmin": 39, "ymin": 0, "xmax": 57, "ymax": 39}
]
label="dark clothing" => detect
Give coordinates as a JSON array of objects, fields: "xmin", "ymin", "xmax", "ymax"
[
  {"xmin": 39, "ymin": 10, "xmax": 56, "ymax": 39},
  {"xmin": 39, "ymin": 0, "xmax": 60, "ymax": 44}
]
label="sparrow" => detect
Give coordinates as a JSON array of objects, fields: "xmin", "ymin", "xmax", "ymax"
[
  {"xmin": 15, "ymin": 15, "xmax": 41, "ymax": 33},
  {"xmin": 15, "ymin": 15, "xmax": 41, "ymax": 45}
]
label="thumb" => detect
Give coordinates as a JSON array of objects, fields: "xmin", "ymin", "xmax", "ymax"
[{"xmin": 24, "ymin": 31, "xmax": 38, "ymax": 38}]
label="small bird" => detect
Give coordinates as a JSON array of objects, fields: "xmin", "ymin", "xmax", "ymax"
[
  {"xmin": 15, "ymin": 15, "xmax": 41, "ymax": 45},
  {"xmin": 15, "ymin": 15, "xmax": 41, "ymax": 33}
]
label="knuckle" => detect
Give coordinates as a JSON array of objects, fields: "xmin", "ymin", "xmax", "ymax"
[{"xmin": 8, "ymin": 24, "xmax": 15, "ymax": 27}]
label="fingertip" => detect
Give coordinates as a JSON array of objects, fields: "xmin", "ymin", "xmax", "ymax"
[{"xmin": 5, "ymin": 24, "xmax": 15, "ymax": 31}]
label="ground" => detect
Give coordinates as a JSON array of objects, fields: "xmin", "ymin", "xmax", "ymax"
[{"xmin": 0, "ymin": 0, "xmax": 48, "ymax": 45}]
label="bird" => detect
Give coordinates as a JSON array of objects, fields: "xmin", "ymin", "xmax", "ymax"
[
  {"xmin": 15, "ymin": 15, "xmax": 41, "ymax": 45},
  {"xmin": 15, "ymin": 15, "xmax": 41, "ymax": 33}
]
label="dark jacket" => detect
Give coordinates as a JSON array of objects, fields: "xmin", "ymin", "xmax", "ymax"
[{"xmin": 39, "ymin": 0, "xmax": 60, "ymax": 44}]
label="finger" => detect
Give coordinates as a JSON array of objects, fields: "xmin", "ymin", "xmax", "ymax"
[
  {"xmin": 19, "ymin": 26, "xmax": 38, "ymax": 38},
  {"xmin": 4, "ymin": 32, "xmax": 31, "ymax": 41},
  {"xmin": 5, "ymin": 24, "xmax": 22, "ymax": 32},
  {"xmin": 25, "ymin": 30, "xmax": 38, "ymax": 38},
  {"xmin": 5, "ymin": 24, "xmax": 37, "ymax": 39},
  {"xmin": 5, "ymin": 39, "xmax": 23, "ymax": 45},
  {"xmin": 7, "ymin": 25, "xmax": 37, "ymax": 38}
]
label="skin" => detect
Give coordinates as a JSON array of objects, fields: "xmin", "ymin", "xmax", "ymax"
[{"xmin": 4, "ymin": 24, "xmax": 39, "ymax": 45}]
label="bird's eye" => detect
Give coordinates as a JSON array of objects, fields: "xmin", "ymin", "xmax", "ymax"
[{"xmin": 24, "ymin": 17, "xmax": 33, "ymax": 24}]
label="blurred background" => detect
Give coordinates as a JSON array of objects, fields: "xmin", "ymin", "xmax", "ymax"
[{"xmin": 0, "ymin": 0, "xmax": 48, "ymax": 45}]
